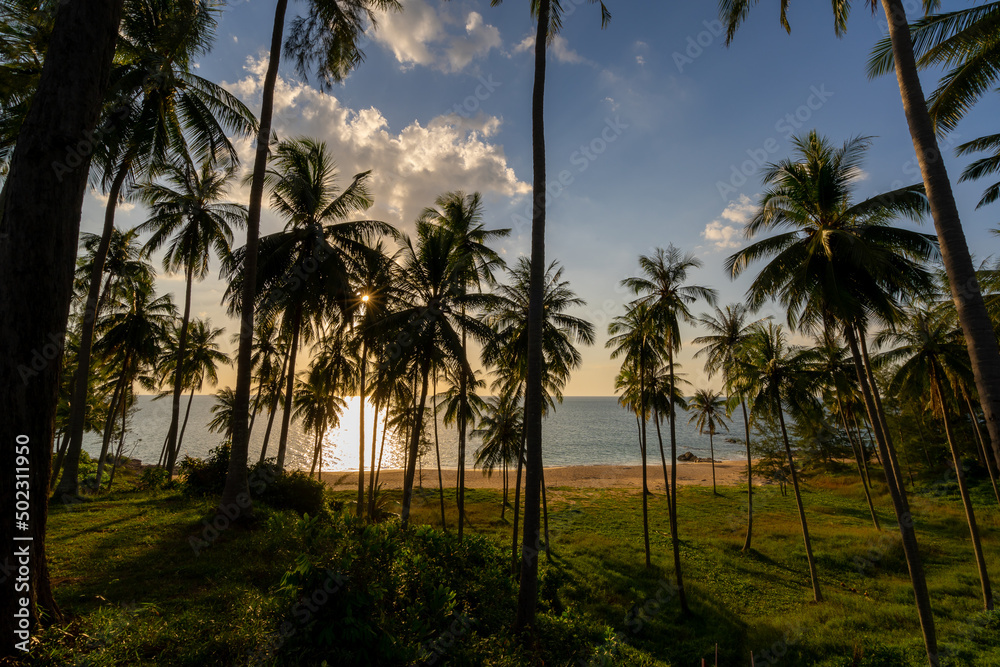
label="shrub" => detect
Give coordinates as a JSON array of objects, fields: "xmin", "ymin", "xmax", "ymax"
[
  {"xmin": 136, "ymin": 466, "xmax": 169, "ymax": 491},
  {"xmin": 260, "ymin": 470, "xmax": 326, "ymax": 516},
  {"xmin": 179, "ymin": 444, "xmax": 230, "ymax": 496}
]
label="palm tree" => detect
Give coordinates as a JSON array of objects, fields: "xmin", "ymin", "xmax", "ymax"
[
  {"xmin": 688, "ymin": 389, "xmax": 730, "ymax": 495},
  {"xmin": 137, "ymin": 156, "xmax": 246, "ymax": 476},
  {"xmin": 694, "ymin": 304, "xmax": 760, "ymax": 549},
  {"xmin": 60, "ymin": 0, "xmax": 257, "ymax": 498},
  {"xmin": 623, "ymin": 245, "xmax": 716, "ymax": 615},
  {"xmin": 0, "ymin": 0, "xmax": 123, "ymax": 637},
  {"xmin": 472, "ymin": 392, "xmax": 524, "ymax": 520},
  {"xmin": 293, "ymin": 364, "xmax": 346, "ymax": 479},
  {"xmin": 877, "ymin": 304, "xmax": 993, "ymax": 611},
  {"xmin": 739, "ymin": 322, "xmax": 822, "ymax": 602},
  {"xmin": 224, "ymin": 138, "xmax": 393, "ymax": 473},
  {"xmin": 223, "ymin": 0, "xmax": 400, "ymax": 523},
  {"xmin": 724, "ymin": 0, "xmax": 1000, "ymax": 576},
  {"xmin": 208, "ymin": 387, "xmax": 237, "ymax": 441},
  {"xmin": 174, "ymin": 319, "xmax": 229, "ymax": 453},
  {"xmin": 421, "ymin": 190, "xmax": 509, "ymax": 539},
  {"xmin": 725, "ymin": 130, "xmax": 940, "ymax": 654},
  {"xmin": 607, "ymin": 302, "xmax": 661, "ymax": 568}
]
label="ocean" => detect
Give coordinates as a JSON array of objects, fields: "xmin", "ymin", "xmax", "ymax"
[{"xmin": 82, "ymin": 395, "xmax": 748, "ymax": 471}]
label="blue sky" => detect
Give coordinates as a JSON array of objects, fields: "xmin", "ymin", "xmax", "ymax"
[{"xmin": 81, "ymin": 0, "xmax": 1000, "ymax": 396}]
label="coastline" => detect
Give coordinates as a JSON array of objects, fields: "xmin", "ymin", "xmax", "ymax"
[{"xmin": 319, "ymin": 460, "xmax": 759, "ymax": 491}]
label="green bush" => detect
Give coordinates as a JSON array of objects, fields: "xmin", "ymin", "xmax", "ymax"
[
  {"xmin": 179, "ymin": 444, "xmax": 230, "ymax": 496},
  {"xmin": 136, "ymin": 466, "xmax": 169, "ymax": 490},
  {"xmin": 260, "ymin": 470, "xmax": 326, "ymax": 516},
  {"xmin": 79, "ymin": 450, "xmax": 109, "ymax": 490}
]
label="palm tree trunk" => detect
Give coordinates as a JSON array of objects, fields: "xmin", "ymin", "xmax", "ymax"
[
  {"xmin": 654, "ymin": 408, "xmax": 673, "ymax": 518},
  {"xmin": 512, "ymin": 428, "xmax": 526, "ymax": 576},
  {"xmin": 858, "ymin": 327, "xmax": 907, "ymax": 495},
  {"xmin": 95, "ymin": 361, "xmax": 128, "ymax": 490},
  {"xmin": 165, "ymin": 262, "xmax": 194, "ymax": 476},
  {"xmin": 367, "ymin": 395, "xmax": 381, "ymax": 518},
  {"xmin": 667, "ymin": 345, "xmax": 690, "ymax": 615},
  {"xmin": 836, "ymin": 393, "xmax": 880, "ymax": 531},
  {"xmin": 276, "ymin": 305, "xmax": 302, "ymax": 470},
  {"xmin": 776, "ymin": 405, "xmax": 822, "ymax": 602},
  {"xmin": 857, "ymin": 413, "xmax": 883, "ymax": 467},
  {"xmin": 309, "ymin": 429, "xmax": 319, "ymax": 477},
  {"xmin": 401, "ymin": 351, "xmax": 432, "ymax": 529},
  {"xmin": 639, "ymin": 363, "xmax": 651, "ymax": 569},
  {"xmin": 882, "ymin": 0, "xmax": 1000, "ymax": 482},
  {"xmin": 965, "ymin": 395, "xmax": 1000, "ymax": 505},
  {"xmin": 741, "ymin": 399, "xmax": 754, "ymax": 552},
  {"xmin": 502, "ymin": 457, "xmax": 508, "ymax": 520},
  {"xmin": 317, "ymin": 425, "xmax": 326, "ymax": 481},
  {"xmin": 357, "ymin": 339, "xmax": 367, "ymax": 517},
  {"xmin": 371, "ymin": 406, "xmax": 389, "ymax": 519},
  {"xmin": 259, "ymin": 346, "xmax": 289, "ymax": 463},
  {"xmin": 845, "ymin": 324, "xmax": 938, "ymax": 663},
  {"xmin": 58, "ymin": 163, "xmax": 129, "ymax": 497},
  {"xmin": 709, "ymin": 430, "xmax": 717, "ymax": 495},
  {"xmin": 847, "ymin": 408, "xmax": 875, "ymax": 487},
  {"xmin": 514, "ymin": 0, "xmax": 550, "ymax": 631},
  {"xmin": 0, "ymin": 2, "xmax": 122, "ymax": 645},
  {"xmin": 458, "ymin": 326, "xmax": 468, "ymax": 540},
  {"xmin": 177, "ymin": 386, "xmax": 196, "ymax": 453},
  {"xmin": 247, "ymin": 381, "xmax": 264, "ymax": 441},
  {"xmin": 107, "ymin": 387, "xmax": 129, "ymax": 492},
  {"xmin": 51, "ymin": 429, "xmax": 70, "ymax": 490},
  {"xmin": 220, "ymin": 0, "xmax": 289, "ymax": 517},
  {"xmin": 541, "ymin": 465, "xmax": 551, "ymax": 562},
  {"xmin": 433, "ymin": 369, "xmax": 447, "ymax": 531},
  {"xmin": 930, "ymin": 371, "xmax": 993, "ymax": 610}
]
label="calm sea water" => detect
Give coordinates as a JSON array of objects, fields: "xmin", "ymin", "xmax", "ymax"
[{"xmin": 82, "ymin": 396, "xmax": 747, "ymax": 471}]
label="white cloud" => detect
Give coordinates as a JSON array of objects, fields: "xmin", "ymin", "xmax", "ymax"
[
  {"xmin": 371, "ymin": 0, "xmax": 501, "ymax": 73},
  {"xmin": 89, "ymin": 189, "xmax": 135, "ymax": 213},
  {"xmin": 635, "ymin": 55, "xmax": 645, "ymax": 66},
  {"xmin": 225, "ymin": 56, "xmax": 529, "ymax": 234},
  {"xmin": 512, "ymin": 33, "xmax": 587, "ymax": 65},
  {"xmin": 702, "ymin": 195, "xmax": 756, "ymax": 251}
]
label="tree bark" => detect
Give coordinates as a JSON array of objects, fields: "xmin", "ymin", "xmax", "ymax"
[
  {"xmin": 965, "ymin": 396, "xmax": 1000, "ymax": 505},
  {"xmin": 177, "ymin": 386, "xmax": 195, "ymax": 453},
  {"xmin": 357, "ymin": 339, "xmax": 366, "ymax": 517},
  {"xmin": 458, "ymin": 327, "xmax": 468, "ymax": 540},
  {"xmin": 512, "ymin": 429, "xmax": 525, "ymax": 576},
  {"xmin": 164, "ymin": 261, "xmax": 194, "ymax": 476},
  {"xmin": 837, "ymin": 393, "xmax": 880, "ymax": 531},
  {"xmin": 433, "ymin": 369, "xmax": 446, "ymax": 531},
  {"xmin": 776, "ymin": 405, "xmax": 822, "ymax": 602},
  {"xmin": 401, "ymin": 350, "xmax": 431, "ymax": 529},
  {"xmin": 639, "ymin": 363, "xmax": 651, "ymax": 568},
  {"xmin": 219, "ymin": 0, "xmax": 289, "ymax": 518},
  {"xmin": 654, "ymin": 409, "xmax": 673, "ymax": 518},
  {"xmin": 276, "ymin": 305, "xmax": 302, "ymax": 470},
  {"xmin": 514, "ymin": 0, "xmax": 550, "ymax": 632},
  {"xmin": 667, "ymin": 345, "xmax": 690, "ymax": 615},
  {"xmin": 258, "ymin": 345, "xmax": 289, "ymax": 463},
  {"xmin": 0, "ymin": 0, "xmax": 124, "ymax": 653},
  {"xmin": 741, "ymin": 400, "xmax": 754, "ymax": 552},
  {"xmin": 881, "ymin": 0, "xmax": 1000, "ymax": 478},
  {"xmin": 94, "ymin": 362, "xmax": 128, "ymax": 491}
]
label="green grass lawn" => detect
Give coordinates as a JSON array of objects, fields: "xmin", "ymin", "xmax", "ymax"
[{"xmin": 24, "ymin": 465, "xmax": 1000, "ymax": 666}]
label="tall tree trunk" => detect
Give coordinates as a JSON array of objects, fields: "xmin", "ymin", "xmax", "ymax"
[
  {"xmin": 515, "ymin": 0, "xmax": 549, "ymax": 632},
  {"xmin": 458, "ymin": 326, "xmax": 468, "ymax": 540},
  {"xmin": 0, "ymin": 0, "xmax": 123, "ymax": 651},
  {"xmin": 51, "ymin": 429, "xmax": 70, "ymax": 491},
  {"xmin": 367, "ymin": 395, "xmax": 380, "ymax": 518},
  {"xmin": 357, "ymin": 339, "xmax": 366, "ymax": 517},
  {"xmin": 95, "ymin": 362, "xmax": 128, "ymax": 491},
  {"xmin": 881, "ymin": 0, "xmax": 1000, "ymax": 478},
  {"xmin": 965, "ymin": 395, "xmax": 1000, "ymax": 505},
  {"xmin": 845, "ymin": 325, "xmax": 938, "ymax": 664},
  {"xmin": 165, "ymin": 262, "xmax": 194, "ymax": 476},
  {"xmin": 512, "ymin": 429, "xmax": 525, "ymax": 576},
  {"xmin": 502, "ymin": 457, "xmax": 508, "ymax": 520},
  {"xmin": 433, "ymin": 369, "xmax": 447, "ymax": 531},
  {"xmin": 776, "ymin": 404, "xmax": 822, "ymax": 602},
  {"xmin": 741, "ymin": 399, "xmax": 754, "ymax": 552},
  {"xmin": 247, "ymin": 380, "xmax": 263, "ymax": 441},
  {"xmin": 639, "ymin": 364, "xmax": 651, "ymax": 568},
  {"xmin": 837, "ymin": 393, "xmax": 880, "ymax": 531},
  {"xmin": 309, "ymin": 429, "xmax": 319, "ymax": 477},
  {"xmin": 220, "ymin": 0, "xmax": 289, "ymax": 517},
  {"xmin": 930, "ymin": 371, "xmax": 993, "ymax": 610},
  {"xmin": 541, "ymin": 465, "xmax": 551, "ymax": 562},
  {"xmin": 177, "ymin": 386, "xmax": 195, "ymax": 453},
  {"xmin": 667, "ymin": 346, "xmax": 690, "ymax": 615},
  {"xmin": 276, "ymin": 305, "xmax": 302, "ymax": 470},
  {"xmin": 401, "ymin": 351, "xmax": 432, "ymax": 529},
  {"xmin": 370, "ymin": 405, "xmax": 389, "ymax": 520},
  {"xmin": 709, "ymin": 429, "xmax": 717, "ymax": 495},
  {"xmin": 858, "ymin": 327, "xmax": 907, "ymax": 495},
  {"xmin": 57, "ymin": 164, "xmax": 129, "ymax": 497},
  {"xmin": 654, "ymin": 408, "xmax": 673, "ymax": 518},
  {"xmin": 106, "ymin": 386, "xmax": 129, "ymax": 491},
  {"xmin": 259, "ymin": 346, "xmax": 289, "ymax": 463}
]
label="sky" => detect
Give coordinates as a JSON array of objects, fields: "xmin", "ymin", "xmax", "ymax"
[{"xmin": 80, "ymin": 0, "xmax": 1000, "ymax": 396}]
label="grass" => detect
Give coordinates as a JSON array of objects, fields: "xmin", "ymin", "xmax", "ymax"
[{"xmin": 20, "ymin": 464, "xmax": 1000, "ymax": 666}]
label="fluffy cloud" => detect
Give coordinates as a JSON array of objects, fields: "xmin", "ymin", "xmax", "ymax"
[
  {"xmin": 225, "ymin": 56, "xmax": 529, "ymax": 234},
  {"xmin": 512, "ymin": 34, "xmax": 586, "ymax": 64},
  {"xmin": 371, "ymin": 0, "xmax": 501, "ymax": 73},
  {"xmin": 702, "ymin": 194, "xmax": 756, "ymax": 251}
]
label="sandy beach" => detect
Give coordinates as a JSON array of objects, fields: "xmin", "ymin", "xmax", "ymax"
[{"xmin": 320, "ymin": 460, "xmax": 756, "ymax": 491}]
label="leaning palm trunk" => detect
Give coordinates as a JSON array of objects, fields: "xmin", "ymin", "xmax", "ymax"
[
  {"xmin": 930, "ymin": 371, "xmax": 993, "ymax": 611},
  {"xmin": 512, "ymin": 429, "xmax": 526, "ymax": 576},
  {"xmin": 401, "ymin": 352, "xmax": 432, "ymax": 528},
  {"xmin": 639, "ymin": 367, "xmax": 651, "ymax": 568},
  {"xmin": 357, "ymin": 340, "xmax": 367, "ymax": 517},
  {"xmin": 367, "ymin": 396, "xmax": 381, "ymax": 519},
  {"xmin": 106, "ymin": 390, "xmax": 130, "ymax": 492},
  {"xmin": 220, "ymin": 0, "xmax": 289, "ymax": 517},
  {"xmin": 259, "ymin": 348, "xmax": 290, "ymax": 463},
  {"xmin": 165, "ymin": 262, "xmax": 195, "ymax": 476},
  {"xmin": 276, "ymin": 306, "xmax": 303, "ymax": 470},
  {"xmin": 433, "ymin": 370, "xmax": 447, "ymax": 531},
  {"xmin": 881, "ymin": 0, "xmax": 1000, "ymax": 476},
  {"xmin": 836, "ymin": 393, "xmax": 880, "ymax": 531},
  {"xmin": 515, "ymin": 0, "xmax": 550, "ymax": 631},
  {"xmin": 965, "ymin": 396, "xmax": 1000, "ymax": 506},
  {"xmin": 177, "ymin": 386, "xmax": 196, "ymax": 452},
  {"xmin": 95, "ymin": 361, "xmax": 129, "ymax": 490},
  {"xmin": 654, "ymin": 408, "xmax": 673, "ymax": 518},
  {"xmin": 667, "ymin": 347, "xmax": 690, "ymax": 614},
  {"xmin": 541, "ymin": 465, "xmax": 551, "ymax": 562},
  {"xmin": 858, "ymin": 329, "xmax": 908, "ymax": 495},
  {"xmin": 58, "ymin": 164, "xmax": 129, "ymax": 496},
  {"xmin": 845, "ymin": 325, "xmax": 938, "ymax": 663},
  {"xmin": 458, "ymin": 326, "xmax": 468, "ymax": 540},
  {"xmin": 776, "ymin": 405, "xmax": 822, "ymax": 602},
  {"xmin": 740, "ymin": 399, "xmax": 753, "ymax": 551}
]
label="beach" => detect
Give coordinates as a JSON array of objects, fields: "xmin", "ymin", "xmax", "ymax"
[{"xmin": 320, "ymin": 460, "xmax": 756, "ymax": 491}]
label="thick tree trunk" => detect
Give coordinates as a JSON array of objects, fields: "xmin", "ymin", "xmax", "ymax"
[
  {"xmin": 276, "ymin": 306, "xmax": 302, "ymax": 471},
  {"xmin": 930, "ymin": 372, "xmax": 992, "ymax": 610},
  {"xmin": 0, "ymin": 0, "xmax": 123, "ymax": 653},
  {"xmin": 845, "ymin": 325, "xmax": 938, "ymax": 664},
  {"xmin": 357, "ymin": 339, "xmax": 366, "ymax": 517},
  {"xmin": 165, "ymin": 262, "xmax": 194, "ymax": 476},
  {"xmin": 741, "ymin": 400, "xmax": 754, "ymax": 552},
  {"xmin": 776, "ymin": 406, "xmax": 822, "ymax": 602},
  {"xmin": 881, "ymin": 0, "xmax": 1000, "ymax": 477},
  {"xmin": 667, "ymin": 346, "xmax": 690, "ymax": 615},
  {"xmin": 514, "ymin": 0, "xmax": 549, "ymax": 632},
  {"xmin": 401, "ymin": 352, "xmax": 431, "ymax": 529},
  {"xmin": 219, "ymin": 0, "xmax": 289, "ymax": 517},
  {"xmin": 57, "ymin": 164, "xmax": 128, "ymax": 497}
]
